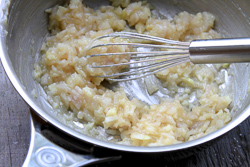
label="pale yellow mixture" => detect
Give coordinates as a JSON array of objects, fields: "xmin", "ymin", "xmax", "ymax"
[{"xmin": 33, "ymin": 0, "xmax": 231, "ymax": 146}]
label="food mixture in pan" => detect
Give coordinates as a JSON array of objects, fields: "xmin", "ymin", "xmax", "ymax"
[{"xmin": 33, "ymin": 0, "xmax": 231, "ymax": 146}]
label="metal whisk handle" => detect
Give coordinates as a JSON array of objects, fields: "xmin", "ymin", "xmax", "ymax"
[{"xmin": 189, "ymin": 38, "xmax": 250, "ymax": 64}]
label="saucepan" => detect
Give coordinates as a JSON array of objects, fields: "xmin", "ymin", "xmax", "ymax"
[{"xmin": 1, "ymin": 0, "xmax": 250, "ymax": 166}]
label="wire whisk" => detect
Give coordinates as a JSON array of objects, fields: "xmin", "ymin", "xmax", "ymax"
[{"xmin": 86, "ymin": 32, "xmax": 250, "ymax": 81}]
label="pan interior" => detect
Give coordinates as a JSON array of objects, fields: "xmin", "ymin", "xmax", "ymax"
[{"xmin": 3, "ymin": 0, "xmax": 250, "ymax": 149}]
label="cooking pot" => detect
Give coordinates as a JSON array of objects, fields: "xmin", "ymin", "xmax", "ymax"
[{"xmin": 1, "ymin": 0, "xmax": 250, "ymax": 166}]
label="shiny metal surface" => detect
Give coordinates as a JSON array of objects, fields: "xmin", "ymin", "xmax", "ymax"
[
  {"xmin": 23, "ymin": 114, "xmax": 120, "ymax": 167},
  {"xmin": 0, "ymin": 0, "xmax": 250, "ymax": 154},
  {"xmin": 190, "ymin": 38, "xmax": 250, "ymax": 64}
]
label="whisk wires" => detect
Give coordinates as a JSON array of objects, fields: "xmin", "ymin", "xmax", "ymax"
[{"xmin": 86, "ymin": 32, "xmax": 191, "ymax": 81}]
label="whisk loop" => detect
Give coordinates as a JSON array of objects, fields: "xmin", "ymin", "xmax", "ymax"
[{"xmin": 86, "ymin": 32, "xmax": 190, "ymax": 81}]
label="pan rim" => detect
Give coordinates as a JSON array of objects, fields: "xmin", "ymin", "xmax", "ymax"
[{"xmin": 1, "ymin": 0, "xmax": 250, "ymax": 153}]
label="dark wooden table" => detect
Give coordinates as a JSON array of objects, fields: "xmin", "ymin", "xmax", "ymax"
[{"xmin": 1, "ymin": 61, "xmax": 250, "ymax": 167}]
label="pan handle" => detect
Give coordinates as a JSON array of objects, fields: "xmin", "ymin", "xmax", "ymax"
[{"xmin": 23, "ymin": 111, "xmax": 121, "ymax": 167}]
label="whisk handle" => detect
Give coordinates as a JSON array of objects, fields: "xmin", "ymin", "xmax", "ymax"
[{"xmin": 189, "ymin": 38, "xmax": 250, "ymax": 64}]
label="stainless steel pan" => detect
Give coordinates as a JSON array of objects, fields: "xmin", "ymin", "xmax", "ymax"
[{"xmin": 1, "ymin": 0, "xmax": 250, "ymax": 166}]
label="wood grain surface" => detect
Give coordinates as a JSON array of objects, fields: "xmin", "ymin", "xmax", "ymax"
[
  {"xmin": 0, "ymin": 62, "xmax": 30, "ymax": 167},
  {"xmin": 1, "ymin": 60, "xmax": 250, "ymax": 167}
]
